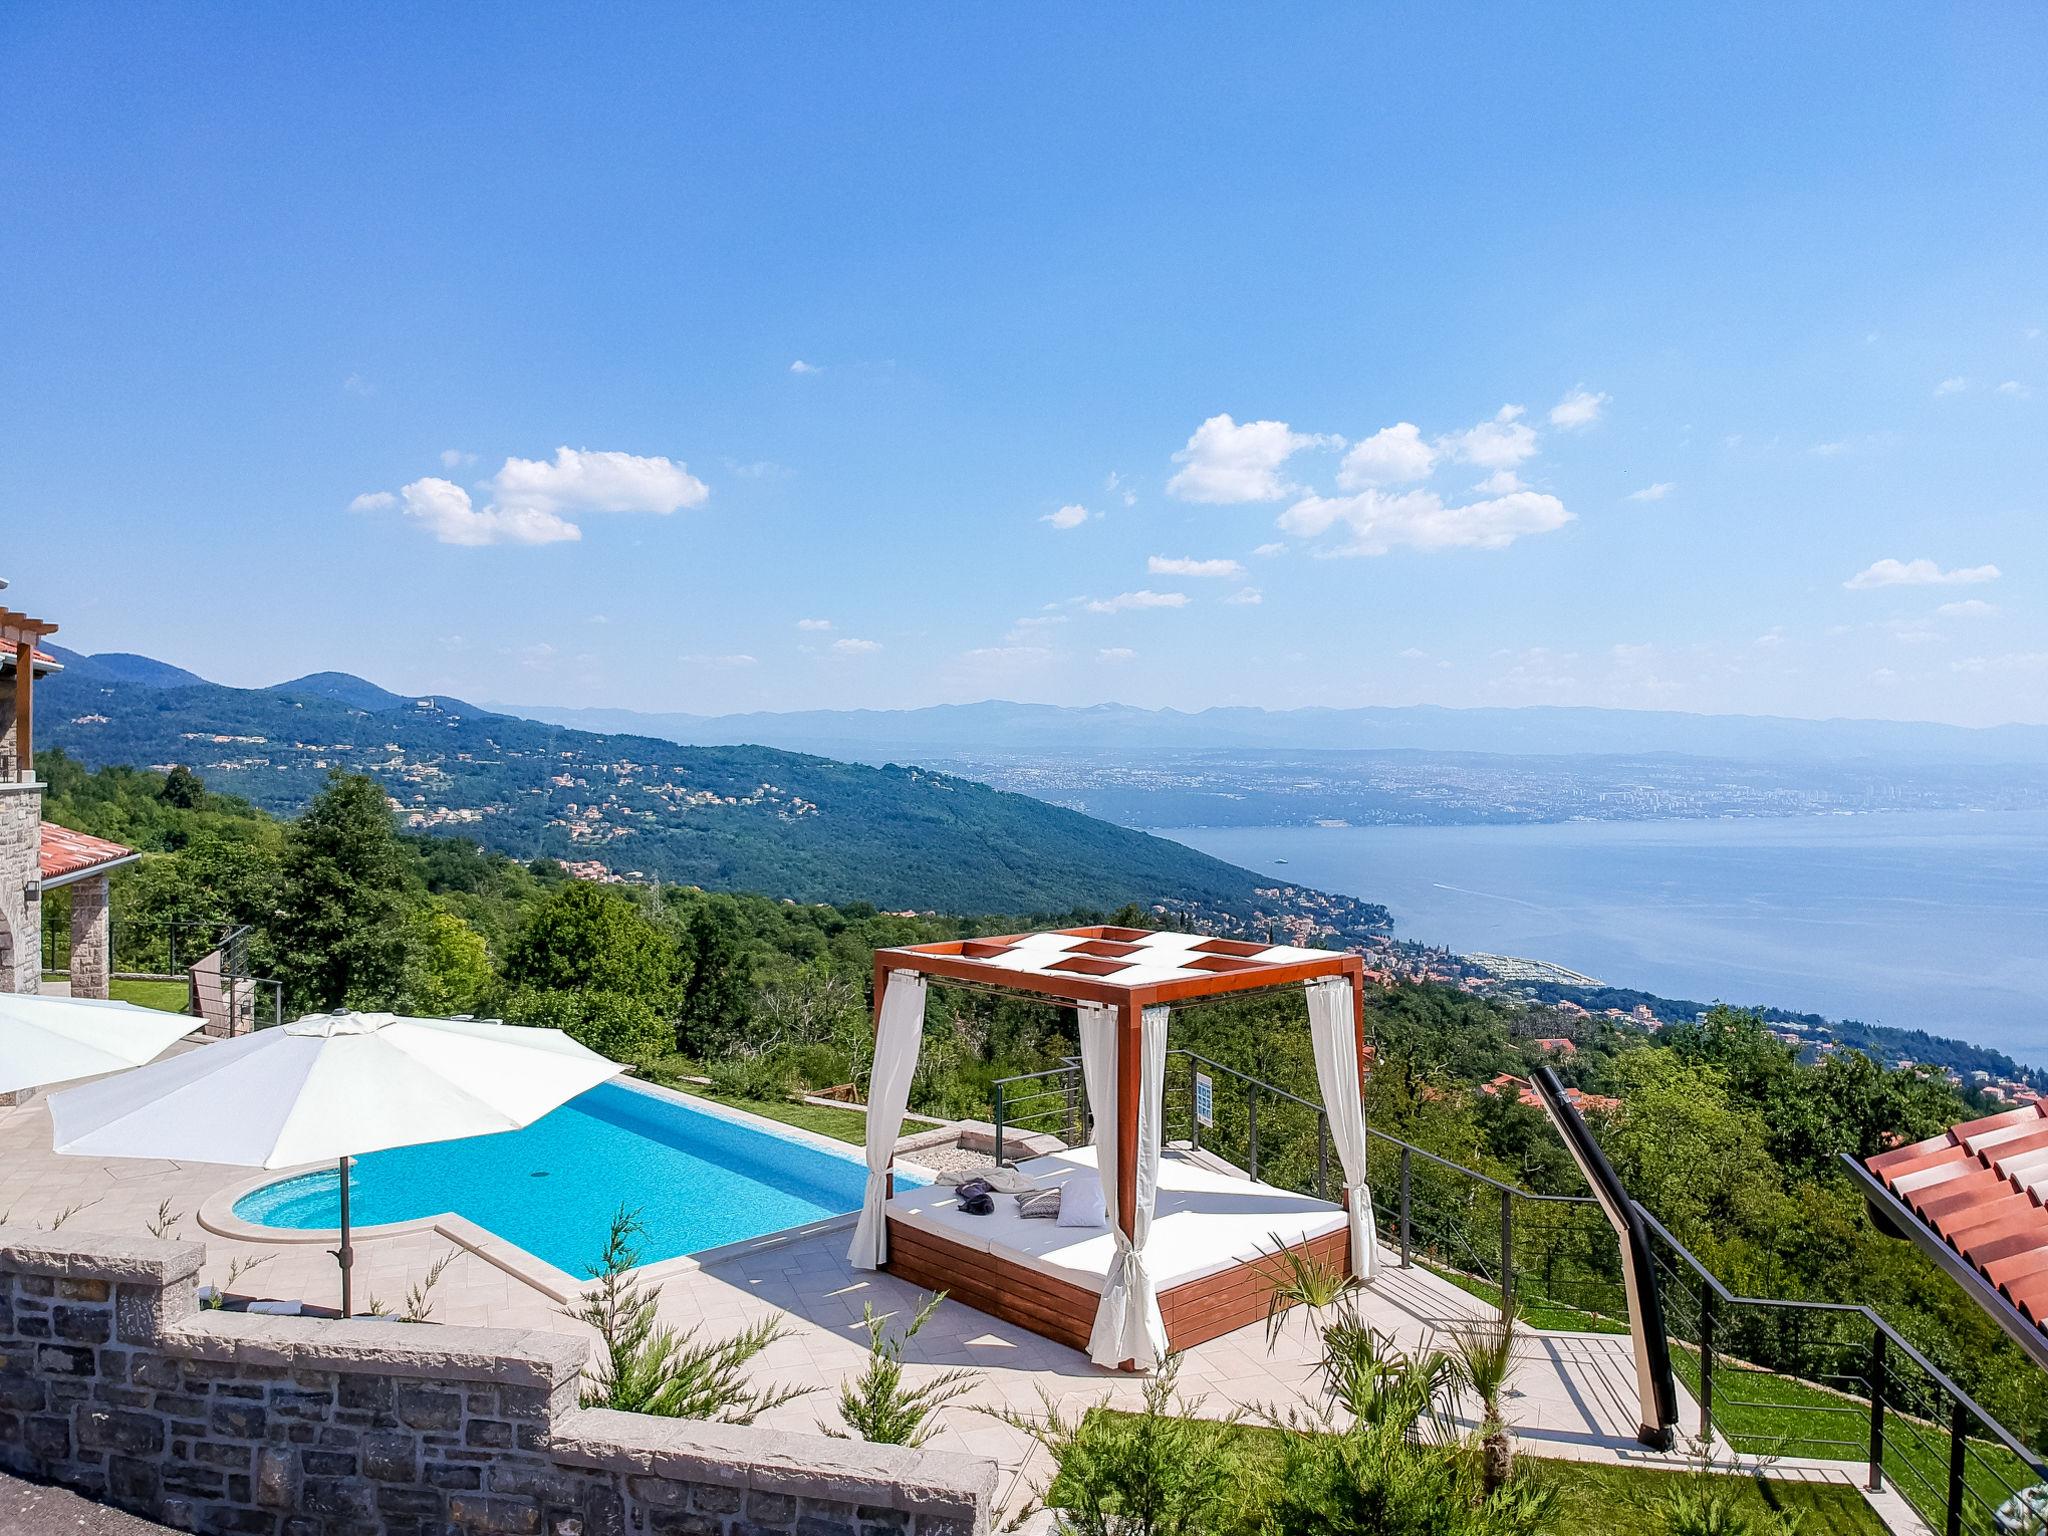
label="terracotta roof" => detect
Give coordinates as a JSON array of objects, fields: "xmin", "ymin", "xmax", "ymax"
[
  {"xmin": 38, "ymin": 823, "xmax": 138, "ymax": 886},
  {"xmin": 1866, "ymin": 1103, "xmax": 2048, "ymax": 1338},
  {"xmin": 0, "ymin": 644, "xmax": 59, "ymax": 671},
  {"xmin": 1483, "ymin": 1071, "xmax": 1619, "ymax": 1113}
]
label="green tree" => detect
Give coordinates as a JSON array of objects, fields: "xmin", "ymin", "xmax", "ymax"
[
  {"xmin": 270, "ymin": 771, "xmax": 412, "ymax": 1011},
  {"xmin": 158, "ymin": 764, "xmax": 206, "ymax": 809},
  {"xmin": 501, "ymin": 881, "xmax": 681, "ymax": 1006},
  {"xmin": 397, "ymin": 909, "xmax": 491, "ymax": 1017},
  {"xmin": 677, "ymin": 900, "xmax": 754, "ymax": 1057}
]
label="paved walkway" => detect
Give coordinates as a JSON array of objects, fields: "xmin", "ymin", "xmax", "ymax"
[{"xmin": 0, "ymin": 1079, "xmax": 1917, "ymax": 1531}]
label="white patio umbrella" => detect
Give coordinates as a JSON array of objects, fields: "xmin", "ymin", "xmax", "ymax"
[
  {"xmin": 0, "ymin": 992, "xmax": 199, "ymax": 1096},
  {"xmin": 48, "ymin": 1010, "xmax": 621, "ymax": 1315}
]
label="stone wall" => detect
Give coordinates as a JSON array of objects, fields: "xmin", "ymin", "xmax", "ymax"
[
  {"xmin": 0, "ymin": 781, "xmax": 43, "ymax": 995},
  {"xmin": 0, "ymin": 1228, "xmax": 995, "ymax": 1536}
]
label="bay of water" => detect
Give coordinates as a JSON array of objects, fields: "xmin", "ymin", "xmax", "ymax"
[{"xmin": 1163, "ymin": 811, "xmax": 2048, "ymax": 1067}]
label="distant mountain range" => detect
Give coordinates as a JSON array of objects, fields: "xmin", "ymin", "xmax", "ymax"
[
  {"xmin": 495, "ymin": 697, "xmax": 2048, "ymax": 766},
  {"xmin": 41, "ymin": 654, "xmax": 1385, "ymax": 936}
]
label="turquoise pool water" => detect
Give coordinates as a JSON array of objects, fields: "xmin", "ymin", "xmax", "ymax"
[{"xmin": 231, "ymin": 1081, "xmax": 923, "ymax": 1275}]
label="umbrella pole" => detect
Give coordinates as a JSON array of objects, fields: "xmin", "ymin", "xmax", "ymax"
[{"xmin": 336, "ymin": 1155, "xmax": 354, "ymax": 1318}]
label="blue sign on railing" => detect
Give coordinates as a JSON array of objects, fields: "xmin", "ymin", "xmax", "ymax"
[{"xmin": 1194, "ymin": 1071, "xmax": 1214, "ymax": 1129}]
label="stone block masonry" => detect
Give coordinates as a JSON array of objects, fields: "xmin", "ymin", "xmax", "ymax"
[{"xmin": 0, "ymin": 1228, "xmax": 995, "ymax": 1536}]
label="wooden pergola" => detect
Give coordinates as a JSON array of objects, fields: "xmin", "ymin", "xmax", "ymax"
[
  {"xmin": 0, "ymin": 606, "xmax": 61, "ymax": 779},
  {"xmin": 859, "ymin": 925, "xmax": 1383, "ymax": 1365}
]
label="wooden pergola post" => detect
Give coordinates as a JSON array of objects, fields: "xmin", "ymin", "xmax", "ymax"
[
  {"xmin": 13, "ymin": 639, "xmax": 31, "ymax": 778},
  {"xmin": 1115, "ymin": 998, "xmax": 1140, "ymax": 1244}
]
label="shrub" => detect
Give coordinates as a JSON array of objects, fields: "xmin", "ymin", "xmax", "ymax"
[
  {"xmin": 563, "ymin": 1207, "xmax": 812, "ymax": 1422},
  {"xmin": 707, "ymin": 1051, "xmax": 796, "ymax": 1102},
  {"xmin": 827, "ymin": 1292, "xmax": 975, "ymax": 1446},
  {"xmin": 497, "ymin": 986, "xmax": 672, "ymax": 1064}
]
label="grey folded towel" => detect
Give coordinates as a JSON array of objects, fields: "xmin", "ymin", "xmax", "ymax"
[{"xmin": 1016, "ymin": 1187, "xmax": 1062, "ymax": 1220}]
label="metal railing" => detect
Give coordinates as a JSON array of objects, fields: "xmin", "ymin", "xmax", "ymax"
[
  {"xmin": 41, "ymin": 912, "xmax": 283, "ymax": 1031},
  {"xmin": 1643, "ymin": 1208, "xmax": 2046, "ymax": 1535},
  {"xmin": 988, "ymin": 1054, "xmax": 2048, "ymax": 1534}
]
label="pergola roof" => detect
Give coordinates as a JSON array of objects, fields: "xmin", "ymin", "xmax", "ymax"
[{"xmin": 874, "ymin": 924, "xmax": 1379, "ymax": 1009}]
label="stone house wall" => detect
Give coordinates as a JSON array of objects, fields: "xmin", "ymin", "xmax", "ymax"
[{"xmin": 0, "ymin": 1228, "xmax": 995, "ymax": 1536}]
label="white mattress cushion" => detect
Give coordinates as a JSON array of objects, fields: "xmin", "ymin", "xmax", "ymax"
[{"xmin": 887, "ymin": 1145, "xmax": 1345, "ymax": 1293}]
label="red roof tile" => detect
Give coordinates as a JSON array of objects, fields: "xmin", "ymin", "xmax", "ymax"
[
  {"xmin": 0, "ymin": 644, "xmax": 59, "ymax": 670},
  {"xmin": 1866, "ymin": 1102, "xmax": 2048, "ymax": 1341},
  {"xmin": 38, "ymin": 822, "xmax": 137, "ymax": 884}
]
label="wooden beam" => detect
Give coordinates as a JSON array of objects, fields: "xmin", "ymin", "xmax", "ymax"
[{"xmin": 15, "ymin": 639, "xmax": 31, "ymax": 778}]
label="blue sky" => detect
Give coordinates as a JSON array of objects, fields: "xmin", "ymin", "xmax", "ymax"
[{"xmin": 4, "ymin": 4, "xmax": 2044, "ymax": 726}]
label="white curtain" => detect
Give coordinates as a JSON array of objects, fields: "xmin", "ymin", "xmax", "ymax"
[
  {"xmin": 1080, "ymin": 1001, "xmax": 1169, "ymax": 1371},
  {"xmin": 1307, "ymin": 976, "xmax": 1378, "ymax": 1281},
  {"xmin": 848, "ymin": 969, "xmax": 929, "ymax": 1270}
]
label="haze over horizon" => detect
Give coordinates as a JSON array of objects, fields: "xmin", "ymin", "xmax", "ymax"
[{"xmin": 7, "ymin": 6, "xmax": 2045, "ymax": 728}]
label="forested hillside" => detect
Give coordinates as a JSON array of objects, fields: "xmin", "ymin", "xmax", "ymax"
[
  {"xmin": 42, "ymin": 669, "xmax": 1387, "ymax": 937},
  {"xmin": 43, "ymin": 753, "xmax": 2042, "ymax": 1455}
]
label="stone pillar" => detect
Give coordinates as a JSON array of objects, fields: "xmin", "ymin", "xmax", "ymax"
[
  {"xmin": 68, "ymin": 874, "xmax": 111, "ymax": 999},
  {"xmin": 0, "ymin": 782, "xmax": 42, "ymax": 995}
]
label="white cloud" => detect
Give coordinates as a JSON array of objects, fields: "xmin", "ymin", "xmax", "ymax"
[
  {"xmin": 1252, "ymin": 542, "xmax": 1287, "ymax": 558},
  {"xmin": 1223, "ymin": 587, "xmax": 1263, "ymax": 606},
  {"xmin": 492, "ymin": 446, "xmax": 707, "ymax": 519},
  {"xmin": 1998, "ymin": 380, "xmax": 2033, "ymax": 399},
  {"xmin": 1438, "ymin": 405, "xmax": 1539, "ymax": 470},
  {"xmin": 1085, "ymin": 590, "xmax": 1189, "ymax": 614},
  {"xmin": 1473, "ymin": 469, "xmax": 1526, "ymax": 495},
  {"xmin": 1952, "ymin": 652, "xmax": 2048, "ymax": 674},
  {"xmin": 440, "ymin": 448, "xmax": 478, "ymax": 469},
  {"xmin": 1754, "ymin": 628, "xmax": 1785, "ymax": 650},
  {"xmin": 1337, "ymin": 423, "xmax": 1436, "ymax": 489},
  {"xmin": 1627, "ymin": 482, "xmax": 1676, "ymax": 503},
  {"xmin": 1934, "ymin": 376, "xmax": 1968, "ymax": 397},
  {"xmin": 1278, "ymin": 486, "xmax": 1572, "ymax": 557},
  {"xmin": 796, "ymin": 618, "xmax": 833, "ymax": 631},
  {"xmin": 1166, "ymin": 414, "xmax": 1338, "ymax": 503},
  {"xmin": 1935, "ymin": 599, "xmax": 1998, "ymax": 619},
  {"xmin": 1398, "ymin": 647, "xmax": 1430, "ymax": 661},
  {"xmin": 789, "ymin": 359, "xmax": 822, "ymax": 374},
  {"xmin": 962, "ymin": 644, "xmax": 1055, "ymax": 667},
  {"xmin": 1044, "ymin": 503, "xmax": 1091, "ymax": 530},
  {"xmin": 1105, "ymin": 471, "xmax": 1137, "ymax": 507},
  {"xmin": 342, "ymin": 373, "xmax": 374, "ymax": 397},
  {"xmin": 397, "ymin": 477, "xmax": 581, "ymax": 546},
  {"xmin": 1548, "ymin": 387, "xmax": 1609, "ymax": 430},
  {"xmin": 371, "ymin": 447, "xmax": 707, "ymax": 546},
  {"xmin": 680, "ymin": 652, "xmax": 757, "ymax": 668},
  {"xmin": 832, "ymin": 637, "xmax": 882, "ymax": 655},
  {"xmin": 1096, "ymin": 647, "xmax": 1136, "ymax": 662},
  {"xmin": 1844, "ymin": 558, "xmax": 2001, "ymax": 590},
  {"xmin": 1148, "ymin": 555, "xmax": 1246, "ymax": 579}
]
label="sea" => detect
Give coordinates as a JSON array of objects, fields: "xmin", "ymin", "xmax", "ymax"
[{"xmin": 1162, "ymin": 810, "xmax": 2048, "ymax": 1069}]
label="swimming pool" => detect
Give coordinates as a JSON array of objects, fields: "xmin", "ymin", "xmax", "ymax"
[{"xmin": 230, "ymin": 1080, "xmax": 926, "ymax": 1275}]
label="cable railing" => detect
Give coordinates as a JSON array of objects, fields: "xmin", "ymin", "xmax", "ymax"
[
  {"xmin": 989, "ymin": 1055, "xmax": 2048, "ymax": 1535},
  {"xmin": 41, "ymin": 913, "xmax": 283, "ymax": 1032}
]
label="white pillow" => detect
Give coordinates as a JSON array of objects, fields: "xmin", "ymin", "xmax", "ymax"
[{"xmin": 1056, "ymin": 1172, "xmax": 1108, "ymax": 1228}]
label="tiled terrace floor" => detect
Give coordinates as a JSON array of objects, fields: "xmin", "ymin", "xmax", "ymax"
[{"xmin": 0, "ymin": 1078, "xmax": 1921, "ymax": 1531}]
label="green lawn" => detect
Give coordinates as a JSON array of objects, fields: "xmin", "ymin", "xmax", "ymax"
[
  {"xmin": 1537, "ymin": 1458, "xmax": 1886, "ymax": 1535},
  {"xmin": 643, "ymin": 1075, "xmax": 870, "ymax": 1145},
  {"xmin": 108, "ymin": 978, "xmax": 194, "ymax": 1013},
  {"xmin": 1417, "ymin": 1259, "xmax": 1632, "ymax": 1336}
]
